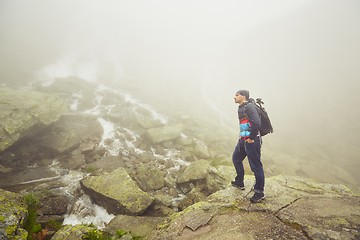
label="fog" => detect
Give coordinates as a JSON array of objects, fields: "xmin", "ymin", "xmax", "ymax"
[{"xmin": 1, "ymin": 0, "xmax": 360, "ymax": 187}]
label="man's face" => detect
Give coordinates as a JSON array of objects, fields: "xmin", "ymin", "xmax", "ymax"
[{"xmin": 234, "ymin": 93, "xmax": 245, "ymax": 104}]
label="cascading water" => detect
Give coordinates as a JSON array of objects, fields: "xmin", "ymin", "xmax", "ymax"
[{"xmin": 31, "ymin": 57, "xmax": 190, "ymax": 228}]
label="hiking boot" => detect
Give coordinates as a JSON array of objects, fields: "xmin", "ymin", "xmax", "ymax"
[
  {"xmin": 250, "ymin": 192, "xmax": 265, "ymax": 203},
  {"xmin": 231, "ymin": 181, "xmax": 245, "ymax": 190}
]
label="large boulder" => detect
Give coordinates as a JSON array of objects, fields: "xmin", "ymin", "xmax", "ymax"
[
  {"xmin": 0, "ymin": 189, "xmax": 28, "ymax": 240},
  {"xmin": 36, "ymin": 114, "xmax": 102, "ymax": 154},
  {"xmin": 80, "ymin": 167, "xmax": 154, "ymax": 215},
  {"xmin": 0, "ymin": 88, "xmax": 67, "ymax": 152}
]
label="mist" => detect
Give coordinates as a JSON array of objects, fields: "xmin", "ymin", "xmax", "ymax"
[{"xmin": 1, "ymin": 0, "xmax": 360, "ymax": 187}]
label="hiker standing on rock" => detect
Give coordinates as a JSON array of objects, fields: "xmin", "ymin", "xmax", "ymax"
[{"xmin": 231, "ymin": 89, "xmax": 265, "ymax": 203}]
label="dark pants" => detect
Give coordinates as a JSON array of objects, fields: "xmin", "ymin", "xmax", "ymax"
[{"xmin": 232, "ymin": 137, "xmax": 264, "ymax": 193}]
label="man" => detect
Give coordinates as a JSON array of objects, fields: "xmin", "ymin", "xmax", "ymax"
[{"xmin": 232, "ymin": 89, "xmax": 265, "ymax": 203}]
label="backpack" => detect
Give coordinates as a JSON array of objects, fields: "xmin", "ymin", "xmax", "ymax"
[{"xmin": 247, "ymin": 98, "xmax": 273, "ymax": 136}]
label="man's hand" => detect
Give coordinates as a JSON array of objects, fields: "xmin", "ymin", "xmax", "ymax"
[{"xmin": 246, "ymin": 139, "xmax": 254, "ymax": 143}]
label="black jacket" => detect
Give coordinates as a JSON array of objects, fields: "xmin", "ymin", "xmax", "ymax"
[{"xmin": 237, "ymin": 99, "xmax": 261, "ymax": 140}]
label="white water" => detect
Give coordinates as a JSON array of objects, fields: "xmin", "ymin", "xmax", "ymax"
[
  {"xmin": 122, "ymin": 92, "xmax": 168, "ymax": 124},
  {"xmin": 49, "ymin": 161, "xmax": 115, "ymax": 228},
  {"xmin": 70, "ymin": 91, "xmax": 83, "ymax": 111},
  {"xmin": 30, "ymin": 59, "xmax": 186, "ymax": 228},
  {"xmin": 63, "ymin": 195, "xmax": 114, "ymax": 229}
]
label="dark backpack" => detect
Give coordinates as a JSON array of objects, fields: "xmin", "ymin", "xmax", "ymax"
[{"xmin": 247, "ymin": 98, "xmax": 273, "ymax": 136}]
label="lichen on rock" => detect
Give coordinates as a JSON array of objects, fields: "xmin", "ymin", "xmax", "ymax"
[
  {"xmin": 80, "ymin": 167, "xmax": 154, "ymax": 215},
  {"xmin": 0, "ymin": 189, "xmax": 28, "ymax": 240}
]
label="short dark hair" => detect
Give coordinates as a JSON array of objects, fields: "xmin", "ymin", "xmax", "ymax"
[{"xmin": 236, "ymin": 90, "xmax": 250, "ymax": 100}]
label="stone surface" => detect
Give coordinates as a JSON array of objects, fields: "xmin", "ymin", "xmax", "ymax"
[
  {"xmin": 276, "ymin": 196, "xmax": 360, "ymax": 240},
  {"xmin": 0, "ymin": 87, "xmax": 66, "ymax": 152},
  {"xmin": 106, "ymin": 215, "xmax": 165, "ymax": 238},
  {"xmin": 36, "ymin": 114, "xmax": 102, "ymax": 154},
  {"xmin": 132, "ymin": 164, "xmax": 165, "ymax": 191},
  {"xmin": 150, "ymin": 175, "xmax": 360, "ymax": 240},
  {"xmin": 80, "ymin": 167, "xmax": 154, "ymax": 215},
  {"xmin": 50, "ymin": 224, "xmax": 97, "ymax": 240},
  {"xmin": 0, "ymin": 189, "xmax": 28, "ymax": 240}
]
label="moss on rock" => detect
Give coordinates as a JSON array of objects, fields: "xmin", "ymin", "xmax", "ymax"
[
  {"xmin": 0, "ymin": 189, "xmax": 28, "ymax": 239},
  {"xmin": 0, "ymin": 87, "xmax": 67, "ymax": 152},
  {"xmin": 80, "ymin": 167, "xmax": 154, "ymax": 215}
]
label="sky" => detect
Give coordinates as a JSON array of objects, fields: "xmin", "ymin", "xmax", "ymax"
[{"xmin": 0, "ymin": 0, "xmax": 360, "ymax": 186}]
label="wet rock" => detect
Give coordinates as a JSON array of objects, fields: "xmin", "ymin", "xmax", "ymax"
[
  {"xmin": 80, "ymin": 167, "xmax": 154, "ymax": 215},
  {"xmin": 84, "ymin": 146, "xmax": 106, "ymax": 163},
  {"xmin": 60, "ymin": 148, "xmax": 86, "ymax": 170},
  {"xmin": 0, "ymin": 188, "xmax": 28, "ymax": 240},
  {"xmin": 0, "ymin": 87, "xmax": 66, "ymax": 153},
  {"xmin": 85, "ymin": 155, "xmax": 125, "ymax": 173},
  {"xmin": 38, "ymin": 195, "xmax": 69, "ymax": 216}
]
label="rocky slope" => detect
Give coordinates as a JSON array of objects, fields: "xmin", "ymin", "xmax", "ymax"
[{"xmin": 0, "ymin": 82, "xmax": 359, "ymax": 240}]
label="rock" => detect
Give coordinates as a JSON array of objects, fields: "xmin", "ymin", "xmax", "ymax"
[
  {"xmin": 184, "ymin": 210, "xmax": 213, "ymax": 231},
  {"xmin": 176, "ymin": 159, "xmax": 227, "ymax": 194},
  {"xmin": 131, "ymin": 111, "xmax": 164, "ymax": 129},
  {"xmin": 38, "ymin": 195, "xmax": 69, "ymax": 216},
  {"xmin": 60, "ymin": 148, "xmax": 86, "ymax": 170},
  {"xmin": 132, "ymin": 164, "xmax": 165, "ymax": 191},
  {"xmin": 150, "ymin": 175, "xmax": 360, "ymax": 240},
  {"xmin": 80, "ymin": 167, "xmax": 154, "ymax": 215},
  {"xmin": 0, "ymin": 166, "xmax": 60, "ymax": 192},
  {"xmin": 176, "ymin": 134, "xmax": 194, "ymax": 146},
  {"xmin": 276, "ymin": 196, "xmax": 360, "ymax": 240},
  {"xmin": 145, "ymin": 124, "xmax": 183, "ymax": 144},
  {"xmin": 177, "ymin": 160, "xmax": 212, "ymax": 184},
  {"xmin": 190, "ymin": 139, "xmax": 210, "ymax": 159},
  {"xmin": 50, "ymin": 224, "xmax": 97, "ymax": 240},
  {"xmin": 36, "ymin": 114, "xmax": 102, "ymax": 154},
  {"xmin": 0, "ymin": 88, "xmax": 66, "ymax": 152},
  {"xmin": 106, "ymin": 215, "xmax": 165, "ymax": 238},
  {"xmin": 85, "ymin": 155, "xmax": 125, "ymax": 173},
  {"xmin": 177, "ymin": 187, "xmax": 208, "ymax": 211},
  {"xmin": 0, "ymin": 188, "xmax": 28, "ymax": 240}
]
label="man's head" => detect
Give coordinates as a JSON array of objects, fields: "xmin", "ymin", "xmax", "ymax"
[{"xmin": 234, "ymin": 89, "xmax": 249, "ymax": 104}]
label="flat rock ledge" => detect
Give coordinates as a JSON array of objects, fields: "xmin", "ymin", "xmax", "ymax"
[{"xmin": 149, "ymin": 175, "xmax": 360, "ymax": 240}]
